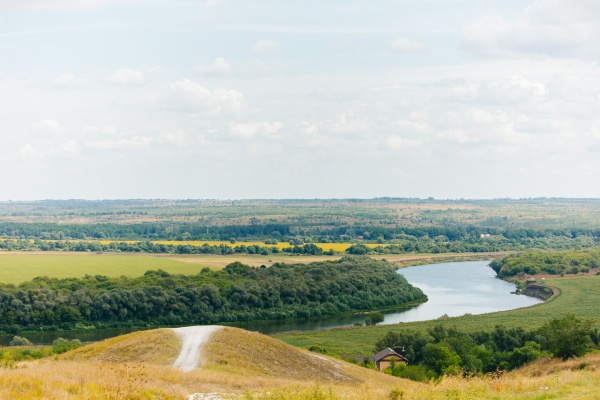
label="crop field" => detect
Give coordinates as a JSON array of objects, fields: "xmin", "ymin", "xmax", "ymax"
[
  {"xmin": 274, "ymin": 275, "xmax": 600, "ymax": 357},
  {"xmin": 0, "ymin": 253, "xmax": 206, "ymax": 285},
  {"xmin": 0, "ymin": 252, "xmax": 499, "ymax": 285},
  {"xmin": 1, "ymin": 238, "xmax": 381, "ymax": 253},
  {"xmin": 95, "ymin": 240, "xmax": 382, "ymax": 252}
]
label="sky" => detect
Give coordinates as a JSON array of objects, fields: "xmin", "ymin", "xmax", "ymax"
[{"xmin": 1, "ymin": 0, "xmax": 600, "ymax": 200}]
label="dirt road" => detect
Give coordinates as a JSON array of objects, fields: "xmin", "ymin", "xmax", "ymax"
[{"xmin": 172, "ymin": 325, "xmax": 222, "ymax": 372}]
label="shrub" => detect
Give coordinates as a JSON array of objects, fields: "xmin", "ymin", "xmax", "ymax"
[
  {"xmin": 52, "ymin": 338, "xmax": 82, "ymax": 354},
  {"xmin": 9, "ymin": 336, "xmax": 32, "ymax": 346}
]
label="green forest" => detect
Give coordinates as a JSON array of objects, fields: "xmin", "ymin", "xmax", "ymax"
[
  {"xmin": 370, "ymin": 315, "xmax": 598, "ymax": 382},
  {"xmin": 490, "ymin": 250, "xmax": 600, "ymax": 278},
  {"xmin": 0, "ymin": 256, "xmax": 424, "ymax": 334}
]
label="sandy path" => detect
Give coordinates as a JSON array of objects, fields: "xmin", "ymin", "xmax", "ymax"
[{"xmin": 172, "ymin": 325, "xmax": 222, "ymax": 372}]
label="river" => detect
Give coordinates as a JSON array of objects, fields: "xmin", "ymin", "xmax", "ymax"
[{"xmin": 0, "ymin": 261, "xmax": 542, "ymax": 344}]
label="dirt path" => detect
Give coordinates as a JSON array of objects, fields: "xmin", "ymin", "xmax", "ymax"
[{"xmin": 172, "ymin": 326, "xmax": 222, "ymax": 372}]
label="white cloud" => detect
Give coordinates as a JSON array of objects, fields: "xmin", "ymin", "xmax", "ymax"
[
  {"xmin": 19, "ymin": 144, "xmax": 37, "ymax": 160},
  {"xmin": 251, "ymin": 40, "xmax": 280, "ymax": 55},
  {"xmin": 158, "ymin": 131, "xmax": 187, "ymax": 146},
  {"xmin": 196, "ymin": 57, "xmax": 231, "ymax": 75},
  {"xmin": 32, "ymin": 119, "xmax": 62, "ymax": 136},
  {"xmin": 230, "ymin": 122, "xmax": 282, "ymax": 138},
  {"xmin": 462, "ymin": 0, "xmax": 600, "ymax": 59},
  {"xmin": 57, "ymin": 140, "xmax": 81, "ymax": 154},
  {"xmin": 85, "ymin": 136, "xmax": 154, "ymax": 150},
  {"xmin": 106, "ymin": 68, "xmax": 146, "ymax": 86},
  {"xmin": 386, "ymin": 135, "xmax": 422, "ymax": 149},
  {"xmin": 50, "ymin": 73, "xmax": 80, "ymax": 89},
  {"xmin": 84, "ymin": 125, "xmax": 119, "ymax": 137},
  {"xmin": 203, "ymin": 0, "xmax": 220, "ymax": 9},
  {"xmin": 165, "ymin": 78, "xmax": 245, "ymax": 115},
  {"xmin": 391, "ymin": 38, "xmax": 424, "ymax": 52},
  {"xmin": 0, "ymin": 0, "xmax": 108, "ymax": 10}
]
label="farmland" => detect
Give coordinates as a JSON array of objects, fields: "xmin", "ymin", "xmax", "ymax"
[
  {"xmin": 0, "ymin": 251, "xmax": 502, "ymax": 285},
  {"xmin": 0, "ymin": 253, "xmax": 202, "ymax": 285}
]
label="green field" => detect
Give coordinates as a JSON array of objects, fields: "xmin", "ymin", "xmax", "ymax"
[
  {"xmin": 0, "ymin": 252, "xmax": 499, "ymax": 285},
  {"xmin": 0, "ymin": 253, "xmax": 207, "ymax": 285},
  {"xmin": 274, "ymin": 275, "xmax": 600, "ymax": 356}
]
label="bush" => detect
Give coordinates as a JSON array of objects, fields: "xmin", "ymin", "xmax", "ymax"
[
  {"xmin": 9, "ymin": 335, "xmax": 32, "ymax": 346},
  {"xmin": 365, "ymin": 312, "xmax": 385, "ymax": 325},
  {"xmin": 52, "ymin": 338, "xmax": 82, "ymax": 354},
  {"xmin": 308, "ymin": 344, "xmax": 328, "ymax": 354},
  {"xmin": 387, "ymin": 363, "xmax": 435, "ymax": 383}
]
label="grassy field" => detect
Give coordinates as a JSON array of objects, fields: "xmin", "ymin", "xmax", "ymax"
[
  {"xmin": 0, "ymin": 253, "xmax": 207, "ymax": 285},
  {"xmin": 0, "ymin": 251, "xmax": 499, "ymax": 285},
  {"xmin": 274, "ymin": 275, "xmax": 600, "ymax": 357}
]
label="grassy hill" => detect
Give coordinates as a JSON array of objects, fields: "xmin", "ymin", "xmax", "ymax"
[{"xmin": 2, "ymin": 325, "xmax": 600, "ymax": 399}]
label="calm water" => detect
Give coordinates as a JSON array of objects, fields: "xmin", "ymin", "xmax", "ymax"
[
  {"xmin": 0, "ymin": 261, "xmax": 542, "ymax": 344},
  {"xmin": 385, "ymin": 260, "xmax": 542, "ymax": 324}
]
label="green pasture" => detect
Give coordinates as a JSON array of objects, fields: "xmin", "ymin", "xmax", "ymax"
[
  {"xmin": 274, "ymin": 275, "xmax": 600, "ymax": 357},
  {"xmin": 0, "ymin": 253, "xmax": 207, "ymax": 285}
]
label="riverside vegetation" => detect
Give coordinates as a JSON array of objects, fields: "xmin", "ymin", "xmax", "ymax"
[{"xmin": 0, "ymin": 256, "xmax": 424, "ymax": 334}]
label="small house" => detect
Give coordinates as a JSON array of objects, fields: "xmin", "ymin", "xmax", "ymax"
[{"xmin": 370, "ymin": 347, "xmax": 409, "ymax": 371}]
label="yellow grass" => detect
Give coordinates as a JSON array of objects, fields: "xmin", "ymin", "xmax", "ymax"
[
  {"xmin": 2, "ymin": 327, "xmax": 600, "ymax": 399},
  {"xmin": 95, "ymin": 240, "xmax": 381, "ymax": 252}
]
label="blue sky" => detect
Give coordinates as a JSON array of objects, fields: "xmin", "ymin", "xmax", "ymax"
[{"xmin": 1, "ymin": 0, "xmax": 600, "ymax": 200}]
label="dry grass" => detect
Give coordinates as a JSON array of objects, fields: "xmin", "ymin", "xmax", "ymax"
[
  {"xmin": 62, "ymin": 329, "xmax": 180, "ymax": 366},
  {"xmin": 203, "ymin": 327, "xmax": 361, "ymax": 384},
  {"xmin": 4, "ymin": 327, "xmax": 600, "ymax": 399}
]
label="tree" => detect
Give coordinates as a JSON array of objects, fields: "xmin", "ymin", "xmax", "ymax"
[
  {"xmin": 365, "ymin": 312, "xmax": 385, "ymax": 325},
  {"xmin": 539, "ymin": 314, "xmax": 592, "ymax": 360},
  {"xmin": 422, "ymin": 343, "xmax": 462, "ymax": 376}
]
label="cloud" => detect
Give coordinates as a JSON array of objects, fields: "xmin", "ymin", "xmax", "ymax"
[
  {"xmin": 462, "ymin": 0, "xmax": 600, "ymax": 59},
  {"xmin": 391, "ymin": 38, "xmax": 424, "ymax": 52},
  {"xmin": 84, "ymin": 136, "xmax": 154, "ymax": 150},
  {"xmin": 251, "ymin": 40, "xmax": 280, "ymax": 55},
  {"xmin": 196, "ymin": 57, "xmax": 231, "ymax": 75},
  {"xmin": 203, "ymin": 0, "xmax": 220, "ymax": 9},
  {"xmin": 32, "ymin": 119, "xmax": 62, "ymax": 136},
  {"xmin": 436, "ymin": 76, "xmax": 547, "ymax": 105},
  {"xmin": 106, "ymin": 68, "xmax": 146, "ymax": 86},
  {"xmin": 0, "ymin": 0, "xmax": 109, "ymax": 10},
  {"xmin": 50, "ymin": 73, "xmax": 81, "ymax": 89},
  {"xmin": 165, "ymin": 78, "xmax": 245, "ymax": 115},
  {"xmin": 19, "ymin": 144, "xmax": 37, "ymax": 160},
  {"xmin": 57, "ymin": 140, "xmax": 81, "ymax": 155},
  {"xmin": 386, "ymin": 135, "xmax": 422, "ymax": 149},
  {"xmin": 158, "ymin": 131, "xmax": 187, "ymax": 146},
  {"xmin": 230, "ymin": 122, "xmax": 282, "ymax": 139}
]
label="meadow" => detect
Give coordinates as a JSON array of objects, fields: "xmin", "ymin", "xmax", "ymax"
[
  {"xmin": 0, "ymin": 253, "xmax": 203, "ymax": 285},
  {"xmin": 0, "ymin": 251, "xmax": 498, "ymax": 285},
  {"xmin": 274, "ymin": 275, "xmax": 600, "ymax": 357}
]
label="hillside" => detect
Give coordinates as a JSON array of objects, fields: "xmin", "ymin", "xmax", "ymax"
[{"xmin": 3, "ymin": 325, "xmax": 600, "ymax": 399}]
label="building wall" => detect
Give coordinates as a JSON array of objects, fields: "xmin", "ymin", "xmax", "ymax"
[{"xmin": 377, "ymin": 355, "xmax": 407, "ymax": 371}]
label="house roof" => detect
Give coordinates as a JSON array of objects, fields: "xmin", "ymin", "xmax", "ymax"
[{"xmin": 370, "ymin": 348, "xmax": 409, "ymax": 363}]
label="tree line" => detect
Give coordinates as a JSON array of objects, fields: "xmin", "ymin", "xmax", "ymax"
[
  {"xmin": 490, "ymin": 250, "xmax": 600, "ymax": 278},
  {"xmin": 0, "ymin": 256, "xmax": 425, "ymax": 334},
  {"xmin": 3, "ymin": 222, "xmax": 600, "ymax": 248},
  {"xmin": 370, "ymin": 315, "xmax": 597, "ymax": 382}
]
